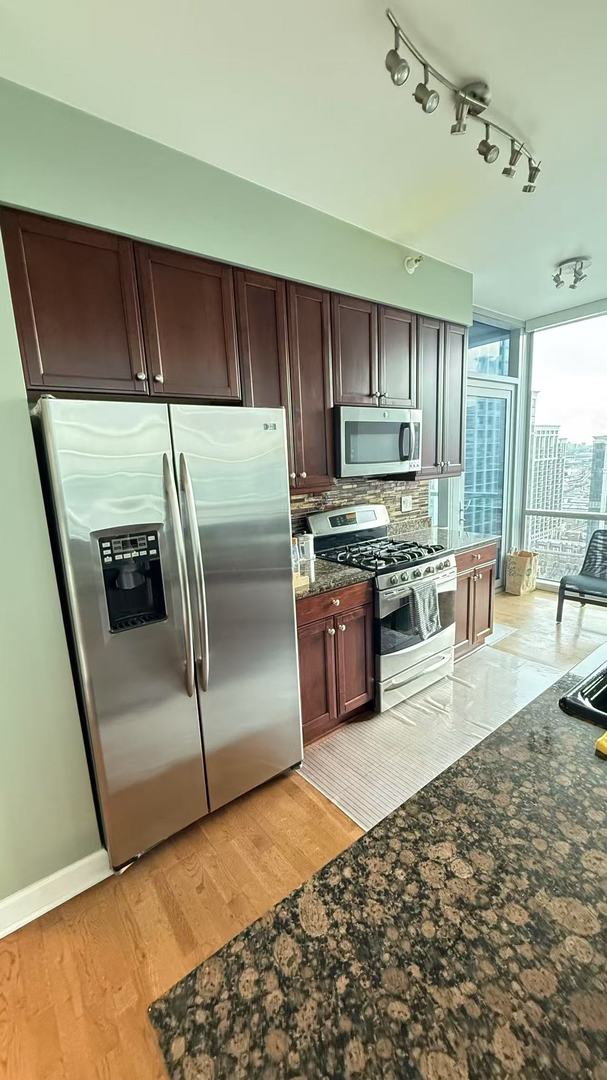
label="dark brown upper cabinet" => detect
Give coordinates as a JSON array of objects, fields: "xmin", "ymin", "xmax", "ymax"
[
  {"xmin": 287, "ymin": 283, "xmax": 334, "ymax": 492},
  {"xmin": 135, "ymin": 245, "xmax": 241, "ymax": 400},
  {"xmin": 332, "ymin": 295, "xmax": 418, "ymax": 409},
  {"xmin": 332, "ymin": 295, "xmax": 378, "ymax": 405},
  {"xmin": 442, "ymin": 323, "xmax": 467, "ymax": 476},
  {"xmin": 1, "ymin": 209, "xmax": 147, "ymax": 394},
  {"xmin": 418, "ymin": 315, "xmax": 467, "ymax": 478},
  {"xmin": 378, "ymin": 306, "xmax": 417, "ymax": 407}
]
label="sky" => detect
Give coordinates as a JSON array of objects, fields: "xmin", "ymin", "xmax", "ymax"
[{"xmin": 532, "ymin": 313, "xmax": 607, "ymax": 443}]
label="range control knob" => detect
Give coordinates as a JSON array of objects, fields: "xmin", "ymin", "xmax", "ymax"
[
  {"xmin": 401, "ymin": 571, "xmax": 408, "ymax": 582},
  {"xmin": 413, "ymin": 569, "xmax": 422, "ymax": 578},
  {"xmin": 390, "ymin": 574, "xmax": 399, "ymax": 585},
  {"xmin": 425, "ymin": 566, "xmax": 434, "ymax": 575}
]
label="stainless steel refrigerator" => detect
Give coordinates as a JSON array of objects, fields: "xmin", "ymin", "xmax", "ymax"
[{"xmin": 36, "ymin": 397, "xmax": 303, "ymax": 869}]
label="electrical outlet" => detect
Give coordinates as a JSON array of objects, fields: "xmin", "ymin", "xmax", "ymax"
[{"xmin": 400, "ymin": 495, "xmax": 413, "ymax": 512}]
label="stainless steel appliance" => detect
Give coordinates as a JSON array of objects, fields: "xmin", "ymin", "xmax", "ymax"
[
  {"xmin": 35, "ymin": 398, "xmax": 303, "ymax": 869},
  {"xmin": 308, "ymin": 504, "xmax": 456, "ymax": 711},
  {"xmin": 334, "ymin": 406, "xmax": 422, "ymax": 478}
]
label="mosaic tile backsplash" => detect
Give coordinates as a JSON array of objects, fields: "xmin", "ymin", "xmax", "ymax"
[{"xmin": 290, "ymin": 477, "xmax": 431, "ymax": 535}]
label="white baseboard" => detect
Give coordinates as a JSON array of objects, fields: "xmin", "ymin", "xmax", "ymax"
[{"xmin": 0, "ymin": 849, "xmax": 112, "ymax": 939}]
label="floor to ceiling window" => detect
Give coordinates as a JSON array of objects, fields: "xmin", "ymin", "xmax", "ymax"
[{"xmin": 524, "ymin": 313, "xmax": 607, "ymax": 583}]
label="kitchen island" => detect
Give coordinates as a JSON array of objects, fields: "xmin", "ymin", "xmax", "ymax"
[{"xmin": 150, "ymin": 671, "xmax": 607, "ymax": 1078}]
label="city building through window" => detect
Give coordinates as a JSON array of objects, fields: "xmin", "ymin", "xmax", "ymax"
[{"xmin": 524, "ymin": 314, "xmax": 607, "ymax": 582}]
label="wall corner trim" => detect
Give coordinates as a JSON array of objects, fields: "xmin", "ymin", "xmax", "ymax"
[{"xmin": 0, "ymin": 849, "xmax": 111, "ymax": 939}]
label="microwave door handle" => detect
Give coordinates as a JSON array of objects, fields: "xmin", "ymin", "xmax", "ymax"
[
  {"xmin": 163, "ymin": 453, "xmax": 195, "ymax": 697},
  {"xmin": 409, "ymin": 421, "xmax": 417, "ymax": 464},
  {"xmin": 399, "ymin": 422, "xmax": 412, "ymax": 462},
  {"xmin": 179, "ymin": 453, "xmax": 210, "ymax": 692}
]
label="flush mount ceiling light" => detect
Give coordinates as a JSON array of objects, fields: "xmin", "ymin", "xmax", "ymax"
[
  {"xmin": 384, "ymin": 8, "xmax": 542, "ymax": 194},
  {"xmin": 385, "ymin": 28, "xmax": 410, "ymax": 85},
  {"xmin": 553, "ymin": 257, "xmax": 591, "ymax": 291},
  {"xmin": 413, "ymin": 66, "xmax": 440, "ymax": 113},
  {"xmin": 477, "ymin": 123, "xmax": 500, "ymax": 164}
]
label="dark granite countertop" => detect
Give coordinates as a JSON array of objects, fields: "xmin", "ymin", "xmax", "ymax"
[
  {"xmin": 150, "ymin": 673, "xmax": 607, "ymax": 1078},
  {"xmin": 294, "ymin": 558, "xmax": 373, "ymax": 600}
]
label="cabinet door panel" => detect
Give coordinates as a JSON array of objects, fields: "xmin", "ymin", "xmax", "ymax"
[
  {"xmin": 417, "ymin": 315, "xmax": 443, "ymax": 478},
  {"xmin": 472, "ymin": 563, "xmax": 496, "ymax": 644},
  {"xmin": 454, "ymin": 569, "xmax": 475, "ymax": 659},
  {"xmin": 336, "ymin": 605, "xmax": 374, "ymax": 717},
  {"xmin": 332, "ymin": 295, "xmax": 378, "ymax": 405},
  {"xmin": 443, "ymin": 323, "xmax": 467, "ymax": 475},
  {"xmin": 298, "ymin": 617, "xmax": 338, "ymax": 743},
  {"xmin": 288, "ymin": 283, "xmax": 334, "ymax": 491},
  {"xmin": 379, "ymin": 306, "xmax": 417, "ymax": 406},
  {"xmin": 1, "ymin": 209, "xmax": 146, "ymax": 393},
  {"xmin": 136, "ymin": 245, "xmax": 240, "ymax": 400}
]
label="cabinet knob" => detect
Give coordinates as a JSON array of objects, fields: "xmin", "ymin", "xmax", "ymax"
[
  {"xmin": 299, "ymin": 472, "xmax": 307, "ymax": 479},
  {"xmin": 135, "ymin": 371, "xmax": 147, "ymax": 381},
  {"xmin": 327, "ymin": 627, "xmax": 336, "ymax": 636},
  {"xmin": 154, "ymin": 373, "xmax": 164, "ymax": 384},
  {"xmin": 478, "ymin": 572, "xmax": 483, "ymax": 580},
  {"xmin": 473, "ymin": 553, "xmax": 481, "ymax": 560},
  {"xmin": 331, "ymin": 598, "xmax": 340, "ymax": 607},
  {"xmin": 338, "ymin": 623, "xmax": 346, "ymax": 632},
  {"xmin": 372, "ymin": 392, "xmax": 381, "ymax": 399},
  {"xmin": 289, "ymin": 472, "xmax": 296, "ymax": 481}
]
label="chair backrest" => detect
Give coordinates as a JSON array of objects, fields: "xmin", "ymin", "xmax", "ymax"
[{"xmin": 580, "ymin": 529, "xmax": 607, "ymax": 579}]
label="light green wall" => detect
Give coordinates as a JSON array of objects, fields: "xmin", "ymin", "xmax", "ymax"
[
  {"xmin": 0, "ymin": 239, "xmax": 101, "ymax": 901},
  {"xmin": 0, "ymin": 78, "xmax": 472, "ymax": 323},
  {"xmin": 0, "ymin": 77, "xmax": 471, "ymax": 902}
]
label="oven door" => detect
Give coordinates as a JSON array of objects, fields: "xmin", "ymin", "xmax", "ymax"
[
  {"xmin": 335, "ymin": 406, "xmax": 422, "ymax": 478},
  {"xmin": 376, "ymin": 572, "xmax": 456, "ymax": 683}
]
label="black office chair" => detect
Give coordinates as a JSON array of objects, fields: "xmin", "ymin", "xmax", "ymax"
[{"xmin": 556, "ymin": 529, "xmax": 607, "ymax": 623}]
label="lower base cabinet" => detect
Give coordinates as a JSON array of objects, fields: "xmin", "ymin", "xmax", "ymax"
[
  {"xmin": 454, "ymin": 543, "xmax": 497, "ymax": 660},
  {"xmin": 296, "ymin": 582, "xmax": 374, "ymax": 744}
]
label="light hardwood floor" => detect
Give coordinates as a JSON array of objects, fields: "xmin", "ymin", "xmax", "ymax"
[{"xmin": 2, "ymin": 589, "xmax": 606, "ymax": 1080}]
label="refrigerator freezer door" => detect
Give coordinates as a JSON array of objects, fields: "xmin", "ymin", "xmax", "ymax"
[
  {"xmin": 170, "ymin": 404, "xmax": 303, "ymax": 810},
  {"xmin": 38, "ymin": 398, "xmax": 209, "ymax": 868}
]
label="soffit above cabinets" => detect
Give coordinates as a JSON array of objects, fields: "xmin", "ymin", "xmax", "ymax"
[{"xmin": 1, "ymin": 0, "xmax": 605, "ymax": 320}]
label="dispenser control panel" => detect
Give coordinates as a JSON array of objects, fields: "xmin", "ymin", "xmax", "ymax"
[
  {"xmin": 97, "ymin": 527, "xmax": 166, "ymax": 633},
  {"xmin": 98, "ymin": 530, "xmax": 159, "ymax": 568}
]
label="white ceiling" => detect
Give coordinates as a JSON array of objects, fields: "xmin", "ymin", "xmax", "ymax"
[{"xmin": 1, "ymin": 0, "xmax": 606, "ymax": 320}]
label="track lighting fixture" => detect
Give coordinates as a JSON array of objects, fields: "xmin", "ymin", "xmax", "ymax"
[
  {"xmin": 383, "ymin": 8, "xmax": 541, "ymax": 196},
  {"xmin": 477, "ymin": 124, "xmax": 500, "ymax": 164},
  {"xmin": 385, "ymin": 28, "xmax": 410, "ymax": 85},
  {"xmin": 413, "ymin": 66, "xmax": 439, "ymax": 113},
  {"xmin": 522, "ymin": 161, "xmax": 541, "ymax": 193},
  {"xmin": 502, "ymin": 140, "xmax": 523, "ymax": 178},
  {"xmin": 450, "ymin": 97, "xmax": 468, "ymax": 135},
  {"xmin": 553, "ymin": 257, "xmax": 591, "ymax": 291}
]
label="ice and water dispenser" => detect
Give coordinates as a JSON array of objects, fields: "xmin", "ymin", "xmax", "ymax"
[{"xmin": 97, "ymin": 528, "xmax": 167, "ymax": 632}]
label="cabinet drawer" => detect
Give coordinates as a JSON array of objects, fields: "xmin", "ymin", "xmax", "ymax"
[
  {"xmin": 296, "ymin": 581, "xmax": 373, "ymax": 627},
  {"xmin": 456, "ymin": 543, "xmax": 498, "ymax": 574}
]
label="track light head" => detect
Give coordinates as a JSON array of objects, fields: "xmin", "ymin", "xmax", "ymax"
[
  {"xmin": 450, "ymin": 98, "xmax": 468, "ymax": 135},
  {"xmin": 385, "ymin": 30, "xmax": 410, "ymax": 85},
  {"xmin": 477, "ymin": 125, "xmax": 500, "ymax": 164},
  {"xmin": 553, "ymin": 270, "xmax": 564, "ymax": 289},
  {"xmin": 523, "ymin": 161, "xmax": 541, "ymax": 193},
  {"xmin": 502, "ymin": 140, "xmax": 523, "ymax": 178},
  {"xmin": 413, "ymin": 66, "xmax": 439, "ymax": 113},
  {"xmin": 570, "ymin": 262, "xmax": 587, "ymax": 289}
]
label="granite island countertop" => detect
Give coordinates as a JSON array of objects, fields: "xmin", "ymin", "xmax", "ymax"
[{"xmin": 150, "ymin": 673, "xmax": 607, "ymax": 1078}]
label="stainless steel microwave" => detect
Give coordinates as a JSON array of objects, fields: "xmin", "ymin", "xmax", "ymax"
[{"xmin": 334, "ymin": 406, "xmax": 422, "ymax": 478}]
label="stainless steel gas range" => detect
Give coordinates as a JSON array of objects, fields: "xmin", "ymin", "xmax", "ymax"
[{"xmin": 307, "ymin": 504, "xmax": 456, "ymax": 712}]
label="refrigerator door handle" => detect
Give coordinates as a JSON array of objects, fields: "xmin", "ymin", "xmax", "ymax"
[
  {"xmin": 163, "ymin": 453, "xmax": 195, "ymax": 696},
  {"xmin": 179, "ymin": 453, "xmax": 210, "ymax": 692}
]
